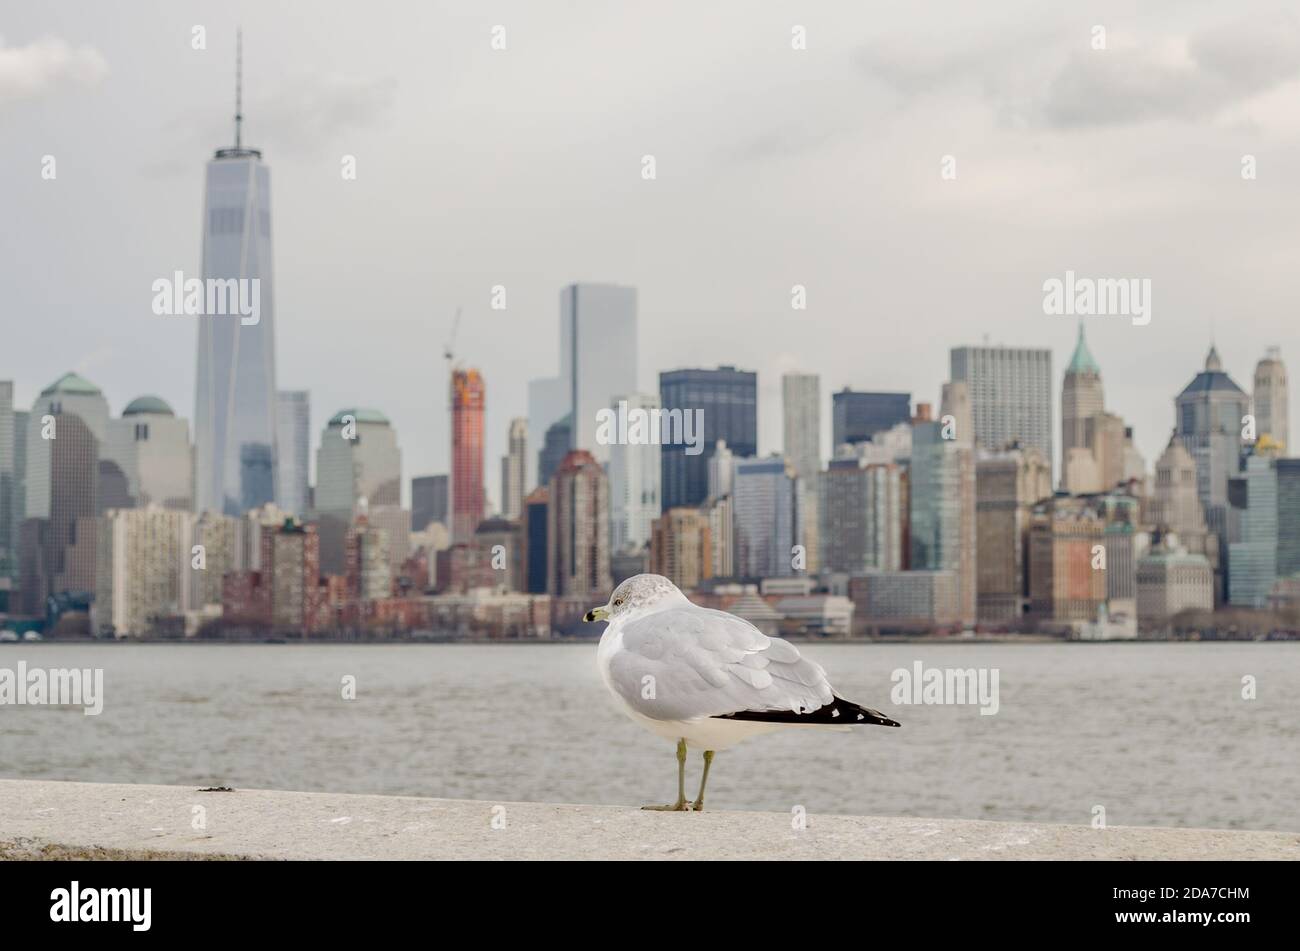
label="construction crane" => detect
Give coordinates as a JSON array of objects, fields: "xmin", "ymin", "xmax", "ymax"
[{"xmin": 443, "ymin": 306, "xmax": 462, "ymax": 366}]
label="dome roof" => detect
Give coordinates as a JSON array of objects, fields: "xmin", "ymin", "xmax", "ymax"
[
  {"xmin": 328, "ymin": 408, "xmax": 390, "ymax": 427},
  {"xmin": 40, "ymin": 371, "xmax": 101, "ymax": 397},
  {"xmin": 122, "ymin": 395, "xmax": 175, "ymax": 417}
]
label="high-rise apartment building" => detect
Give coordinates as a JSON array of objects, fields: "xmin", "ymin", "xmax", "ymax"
[
  {"xmin": 546, "ymin": 450, "xmax": 611, "ymax": 598},
  {"xmin": 96, "ymin": 505, "xmax": 196, "ymax": 636}
]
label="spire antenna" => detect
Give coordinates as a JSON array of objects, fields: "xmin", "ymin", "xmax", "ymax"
[{"xmin": 234, "ymin": 29, "xmax": 243, "ymax": 149}]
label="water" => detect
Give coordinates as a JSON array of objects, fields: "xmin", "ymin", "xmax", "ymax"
[{"xmin": 1, "ymin": 642, "xmax": 1296, "ymax": 831}]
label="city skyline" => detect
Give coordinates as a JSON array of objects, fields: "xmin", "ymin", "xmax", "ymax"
[{"xmin": 5, "ymin": 2, "xmax": 1300, "ymax": 486}]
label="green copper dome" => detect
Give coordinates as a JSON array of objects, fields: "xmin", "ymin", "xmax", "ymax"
[
  {"xmin": 122, "ymin": 395, "xmax": 175, "ymax": 417},
  {"xmin": 328, "ymin": 408, "xmax": 390, "ymax": 427},
  {"xmin": 1066, "ymin": 324, "xmax": 1100, "ymax": 376},
  {"xmin": 40, "ymin": 371, "xmax": 102, "ymax": 397}
]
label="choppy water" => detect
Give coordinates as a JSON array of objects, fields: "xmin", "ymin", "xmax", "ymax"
[{"xmin": 1, "ymin": 642, "xmax": 1296, "ymax": 831}]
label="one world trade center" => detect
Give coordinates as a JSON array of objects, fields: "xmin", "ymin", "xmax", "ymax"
[{"xmin": 194, "ymin": 32, "xmax": 279, "ymax": 515}]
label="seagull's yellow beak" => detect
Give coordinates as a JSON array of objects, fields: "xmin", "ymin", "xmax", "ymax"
[{"xmin": 583, "ymin": 606, "xmax": 609, "ymax": 622}]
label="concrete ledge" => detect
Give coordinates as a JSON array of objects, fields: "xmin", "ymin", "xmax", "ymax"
[{"xmin": 1, "ymin": 780, "xmax": 1296, "ymax": 860}]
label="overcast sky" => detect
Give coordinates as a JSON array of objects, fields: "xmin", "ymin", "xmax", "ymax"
[{"xmin": 4, "ymin": 0, "xmax": 1299, "ymax": 499}]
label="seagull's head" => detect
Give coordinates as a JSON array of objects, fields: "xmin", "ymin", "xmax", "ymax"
[{"xmin": 583, "ymin": 573, "xmax": 687, "ymax": 623}]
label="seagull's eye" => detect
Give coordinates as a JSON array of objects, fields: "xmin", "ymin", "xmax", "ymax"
[{"xmin": 614, "ymin": 598, "xmax": 623, "ymax": 607}]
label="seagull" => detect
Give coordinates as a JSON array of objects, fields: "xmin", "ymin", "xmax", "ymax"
[{"xmin": 584, "ymin": 573, "xmax": 900, "ymax": 811}]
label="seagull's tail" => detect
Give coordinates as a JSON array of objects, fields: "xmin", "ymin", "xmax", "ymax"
[
  {"xmin": 717, "ymin": 695, "xmax": 900, "ymax": 728},
  {"xmin": 831, "ymin": 696, "xmax": 901, "ymax": 728}
]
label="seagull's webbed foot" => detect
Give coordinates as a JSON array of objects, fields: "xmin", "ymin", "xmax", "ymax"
[{"xmin": 641, "ymin": 800, "xmax": 690, "ymax": 812}]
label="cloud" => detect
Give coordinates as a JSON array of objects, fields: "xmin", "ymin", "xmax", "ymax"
[
  {"xmin": 1042, "ymin": 13, "xmax": 1300, "ymax": 128},
  {"xmin": 253, "ymin": 74, "xmax": 398, "ymax": 154},
  {"xmin": 0, "ymin": 34, "xmax": 108, "ymax": 105},
  {"xmin": 854, "ymin": 12, "xmax": 1300, "ymax": 130}
]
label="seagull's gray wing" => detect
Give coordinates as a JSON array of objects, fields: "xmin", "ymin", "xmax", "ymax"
[{"xmin": 607, "ymin": 605, "xmax": 834, "ymax": 721}]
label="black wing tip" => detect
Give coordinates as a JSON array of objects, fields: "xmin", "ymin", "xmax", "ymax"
[{"xmin": 718, "ymin": 696, "xmax": 901, "ymax": 728}]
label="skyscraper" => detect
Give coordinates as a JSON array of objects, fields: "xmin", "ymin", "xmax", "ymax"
[
  {"xmin": 782, "ymin": 374, "xmax": 821, "ymax": 478},
  {"xmin": 0, "ymin": 381, "xmax": 14, "ymax": 576},
  {"xmin": 526, "ymin": 376, "xmax": 566, "ymax": 490},
  {"xmin": 818, "ymin": 457, "xmax": 902, "ymax": 574},
  {"xmin": 194, "ymin": 35, "xmax": 279, "ymax": 516},
  {"xmin": 732, "ymin": 455, "xmax": 799, "ymax": 580},
  {"xmin": 24, "ymin": 373, "xmax": 109, "ymax": 525},
  {"xmin": 1253, "ymin": 346, "xmax": 1288, "ymax": 450},
  {"xmin": 910, "ymin": 382, "xmax": 976, "ymax": 627},
  {"xmin": 500, "ymin": 417, "xmax": 527, "ymax": 521},
  {"xmin": 18, "ymin": 413, "xmax": 99, "ymax": 615},
  {"xmin": 522, "ymin": 486, "xmax": 549, "ymax": 594},
  {"xmin": 1228, "ymin": 449, "xmax": 1279, "ymax": 608},
  {"xmin": 950, "ymin": 345, "xmax": 1053, "ymax": 480},
  {"xmin": 1176, "ymin": 345, "xmax": 1248, "ymax": 602},
  {"xmin": 783, "ymin": 373, "xmax": 821, "ymax": 576},
  {"xmin": 607, "ymin": 393, "xmax": 661, "ymax": 554},
  {"xmin": 560, "ymin": 283, "xmax": 638, "ymax": 462},
  {"xmin": 659, "ymin": 366, "xmax": 757, "ymax": 510},
  {"xmin": 1061, "ymin": 324, "xmax": 1103, "ymax": 488},
  {"xmin": 276, "ymin": 391, "xmax": 310, "ymax": 517},
  {"xmin": 976, "ymin": 444, "xmax": 1051, "ymax": 622},
  {"xmin": 315, "ymin": 408, "xmax": 402, "ymax": 573},
  {"xmin": 538, "ymin": 414, "xmax": 572, "ymax": 488},
  {"xmin": 831, "ymin": 390, "xmax": 910, "ymax": 449},
  {"xmin": 546, "ymin": 450, "xmax": 611, "ymax": 598},
  {"xmin": 411, "ymin": 474, "xmax": 448, "ymax": 532},
  {"xmin": 450, "ymin": 368, "xmax": 486, "ymax": 542}
]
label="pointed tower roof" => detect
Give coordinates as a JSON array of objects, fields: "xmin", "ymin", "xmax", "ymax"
[
  {"xmin": 1205, "ymin": 345, "xmax": 1223, "ymax": 372},
  {"xmin": 1066, "ymin": 323, "xmax": 1101, "ymax": 376}
]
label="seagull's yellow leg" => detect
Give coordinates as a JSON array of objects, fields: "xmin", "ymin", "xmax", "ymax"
[
  {"xmin": 642, "ymin": 738, "xmax": 690, "ymax": 811},
  {"xmin": 692, "ymin": 750, "xmax": 715, "ymax": 811}
]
